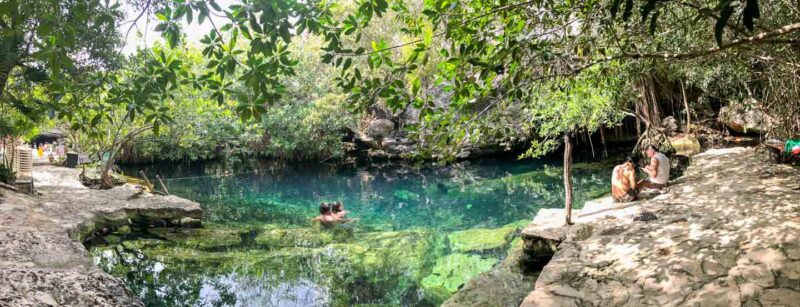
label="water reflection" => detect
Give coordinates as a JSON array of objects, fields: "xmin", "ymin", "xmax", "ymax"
[{"xmin": 123, "ymin": 158, "xmax": 611, "ymax": 230}]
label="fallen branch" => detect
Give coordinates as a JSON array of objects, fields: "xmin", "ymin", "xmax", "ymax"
[{"xmin": 0, "ymin": 181, "xmax": 18, "ymax": 191}]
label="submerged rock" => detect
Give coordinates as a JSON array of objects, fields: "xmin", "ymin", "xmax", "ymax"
[
  {"xmin": 255, "ymin": 227, "xmax": 342, "ymax": 248},
  {"xmin": 420, "ymin": 253, "xmax": 499, "ymax": 303},
  {"xmin": 442, "ymin": 242, "xmax": 538, "ymax": 307},
  {"xmin": 448, "ymin": 223, "xmax": 519, "ymax": 255},
  {"xmin": 148, "ymin": 227, "xmax": 247, "ymax": 250}
]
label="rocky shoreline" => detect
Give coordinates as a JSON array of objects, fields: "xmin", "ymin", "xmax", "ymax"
[
  {"xmin": 518, "ymin": 147, "xmax": 800, "ymax": 306},
  {"xmin": 0, "ymin": 165, "xmax": 202, "ymax": 306}
]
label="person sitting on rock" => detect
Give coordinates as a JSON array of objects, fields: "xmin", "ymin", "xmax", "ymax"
[
  {"xmin": 332, "ymin": 201, "xmax": 349, "ymax": 219},
  {"xmin": 612, "ymin": 156, "xmax": 638, "ymax": 202},
  {"xmin": 637, "ymin": 145, "xmax": 670, "ymax": 191}
]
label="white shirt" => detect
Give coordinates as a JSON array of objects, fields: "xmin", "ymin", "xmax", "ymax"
[{"xmin": 651, "ymin": 152, "xmax": 670, "ymax": 184}]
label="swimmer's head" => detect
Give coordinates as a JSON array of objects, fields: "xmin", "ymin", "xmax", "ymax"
[
  {"xmin": 319, "ymin": 202, "xmax": 332, "ymax": 215},
  {"xmin": 332, "ymin": 202, "xmax": 343, "ymax": 213}
]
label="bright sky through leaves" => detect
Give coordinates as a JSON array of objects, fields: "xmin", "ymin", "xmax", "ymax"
[{"xmin": 120, "ymin": 0, "xmax": 239, "ymax": 54}]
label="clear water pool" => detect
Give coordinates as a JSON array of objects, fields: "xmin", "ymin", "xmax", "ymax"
[{"xmin": 89, "ymin": 157, "xmax": 611, "ymax": 306}]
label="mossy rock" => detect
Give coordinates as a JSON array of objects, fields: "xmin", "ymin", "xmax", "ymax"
[
  {"xmin": 104, "ymin": 234, "xmax": 122, "ymax": 244},
  {"xmin": 254, "ymin": 227, "xmax": 346, "ymax": 248},
  {"xmin": 310, "ymin": 230, "xmax": 445, "ymax": 304},
  {"xmin": 442, "ymin": 241, "xmax": 537, "ymax": 307},
  {"xmin": 448, "ymin": 224, "xmax": 518, "ymax": 254},
  {"xmin": 420, "ymin": 253, "xmax": 499, "ymax": 303},
  {"xmin": 335, "ymin": 230, "xmax": 443, "ymax": 281},
  {"xmin": 148, "ymin": 227, "xmax": 247, "ymax": 250}
]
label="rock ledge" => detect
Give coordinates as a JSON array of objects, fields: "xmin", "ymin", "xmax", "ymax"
[
  {"xmin": 521, "ymin": 147, "xmax": 800, "ymax": 306},
  {"xmin": 0, "ymin": 165, "xmax": 202, "ymax": 306}
]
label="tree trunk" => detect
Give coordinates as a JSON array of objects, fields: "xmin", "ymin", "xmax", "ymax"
[
  {"xmin": 599, "ymin": 126, "xmax": 608, "ymax": 158},
  {"xmin": 563, "ymin": 133, "xmax": 574, "ymax": 225},
  {"xmin": 99, "ymin": 150, "xmax": 117, "ymax": 189},
  {"xmin": 680, "ymin": 80, "xmax": 691, "ymax": 133}
]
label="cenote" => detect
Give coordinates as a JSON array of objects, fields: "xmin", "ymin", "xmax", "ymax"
[{"xmin": 88, "ymin": 156, "xmax": 612, "ymax": 306}]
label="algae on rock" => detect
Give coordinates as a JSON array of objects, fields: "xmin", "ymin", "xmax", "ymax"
[
  {"xmin": 448, "ymin": 225, "xmax": 517, "ymax": 254},
  {"xmin": 420, "ymin": 253, "xmax": 499, "ymax": 303}
]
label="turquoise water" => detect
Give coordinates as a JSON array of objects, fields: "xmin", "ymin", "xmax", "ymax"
[{"xmin": 90, "ymin": 157, "xmax": 611, "ymax": 306}]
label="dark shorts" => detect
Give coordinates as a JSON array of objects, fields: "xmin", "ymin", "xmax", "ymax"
[
  {"xmin": 613, "ymin": 189, "xmax": 637, "ymax": 203},
  {"xmin": 643, "ymin": 178, "xmax": 667, "ymax": 190}
]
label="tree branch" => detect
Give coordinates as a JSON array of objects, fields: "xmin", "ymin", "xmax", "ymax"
[{"xmin": 564, "ymin": 22, "xmax": 800, "ymax": 79}]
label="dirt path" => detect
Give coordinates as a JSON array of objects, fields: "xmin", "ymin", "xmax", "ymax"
[
  {"xmin": 522, "ymin": 147, "xmax": 800, "ymax": 306},
  {"xmin": 0, "ymin": 165, "xmax": 201, "ymax": 306}
]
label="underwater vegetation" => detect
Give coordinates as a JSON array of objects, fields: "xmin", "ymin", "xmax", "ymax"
[
  {"xmin": 91, "ymin": 221, "xmax": 526, "ymax": 306},
  {"xmin": 95, "ymin": 158, "xmax": 611, "ymax": 305}
]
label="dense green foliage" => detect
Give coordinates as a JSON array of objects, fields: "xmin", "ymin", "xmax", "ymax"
[
  {"xmin": 125, "ymin": 0, "xmax": 799, "ymax": 162},
  {"xmin": 1, "ymin": 0, "xmax": 798, "ymax": 182},
  {"xmin": 0, "ymin": 164, "xmax": 14, "ymax": 184}
]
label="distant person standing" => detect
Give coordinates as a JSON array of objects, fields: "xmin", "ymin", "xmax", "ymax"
[
  {"xmin": 611, "ymin": 157, "xmax": 638, "ymax": 202},
  {"xmin": 638, "ymin": 145, "xmax": 670, "ymax": 190}
]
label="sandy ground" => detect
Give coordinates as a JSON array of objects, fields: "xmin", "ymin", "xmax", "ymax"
[
  {"xmin": 0, "ymin": 165, "xmax": 201, "ymax": 306},
  {"xmin": 521, "ymin": 147, "xmax": 800, "ymax": 306}
]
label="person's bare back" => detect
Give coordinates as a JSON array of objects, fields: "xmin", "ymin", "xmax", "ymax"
[
  {"xmin": 612, "ymin": 158, "xmax": 637, "ymax": 202},
  {"xmin": 311, "ymin": 202, "xmax": 355, "ymax": 228}
]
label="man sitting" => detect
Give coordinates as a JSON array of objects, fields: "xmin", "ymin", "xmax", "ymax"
[
  {"xmin": 611, "ymin": 156, "xmax": 638, "ymax": 202},
  {"xmin": 637, "ymin": 145, "xmax": 670, "ymax": 190}
]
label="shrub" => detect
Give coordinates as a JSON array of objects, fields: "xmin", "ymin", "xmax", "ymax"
[{"xmin": 0, "ymin": 164, "xmax": 15, "ymax": 184}]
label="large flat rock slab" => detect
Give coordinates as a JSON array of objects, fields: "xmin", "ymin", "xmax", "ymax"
[
  {"xmin": 522, "ymin": 147, "xmax": 800, "ymax": 306},
  {"xmin": 0, "ymin": 165, "xmax": 202, "ymax": 305}
]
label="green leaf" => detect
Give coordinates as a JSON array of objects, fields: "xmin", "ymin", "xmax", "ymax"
[
  {"xmin": 209, "ymin": 0, "xmax": 222, "ymax": 12},
  {"xmin": 186, "ymin": 7, "xmax": 193, "ymax": 24},
  {"xmin": 90, "ymin": 114, "xmax": 102, "ymax": 127},
  {"xmin": 153, "ymin": 120, "xmax": 160, "ymax": 135}
]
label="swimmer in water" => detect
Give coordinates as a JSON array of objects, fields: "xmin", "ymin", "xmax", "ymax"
[
  {"xmin": 332, "ymin": 201, "xmax": 348, "ymax": 219},
  {"xmin": 311, "ymin": 202, "xmax": 343, "ymax": 227}
]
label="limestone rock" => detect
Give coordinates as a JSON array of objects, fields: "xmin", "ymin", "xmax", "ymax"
[
  {"xmin": 365, "ymin": 119, "xmax": 395, "ymax": 138},
  {"xmin": 521, "ymin": 224, "xmax": 566, "ymax": 266},
  {"xmin": 718, "ymin": 100, "xmax": 774, "ymax": 134},
  {"xmin": 519, "ymin": 147, "xmax": 800, "ymax": 307},
  {"xmin": 442, "ymin": 242, "xmax": 537, "ymax": 307},
  {"xmin": 670, "ymin": 134, "xmax": 702, "ymax": 156},
  {"xmin": 0, "ymin": 165, "xmax": 202, "ymax": 306},
  {"xmin": 173, "ymin": 217, "xmax": 201, "ymax": 228}
]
